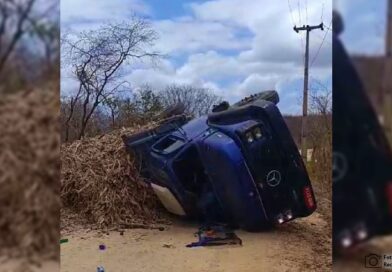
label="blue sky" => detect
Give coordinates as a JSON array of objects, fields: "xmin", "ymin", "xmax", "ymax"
[
  {"xmin": 61, "ymin": 0, "xmax": 332, "ymax": 115},
  {"xmin": 336, "ymin": 0, "xmax": 387, "ymax": 55}
]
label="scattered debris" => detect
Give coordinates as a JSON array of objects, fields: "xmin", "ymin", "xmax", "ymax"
[
  {"xmin": 186, "ymin": 225, "xmax": 242, "ymax": 248},
  {"xmin": 60, "ymin": 239, "xmax": 69, "ymax": 244},
  {"xmin": 0, "ymin": 88, "xmax": 60, "ymax": 260},
  {"xmin": 162, "ymin": 244, "xmax": 174, "ymax": 249}
]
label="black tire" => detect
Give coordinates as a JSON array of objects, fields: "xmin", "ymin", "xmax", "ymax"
[
  {"xmin": 212, "ymin": 101, "xmax": 230, "ymax": 113},
  {"xmin": 233, "ymin": 90, "xmax": 279, "ymax": 107}
]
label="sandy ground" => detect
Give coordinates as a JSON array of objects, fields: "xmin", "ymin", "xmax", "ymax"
[
  {"xmin": 333, "ymin": 236, "xmax": 392, "ymax": 272},
  {"xmin": 60, "ymin": 212, "xmax": 331, "ymax": 272}
]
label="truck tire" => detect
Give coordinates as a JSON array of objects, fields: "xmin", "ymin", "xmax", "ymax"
[{"xmin": 233, "ymin": 90, "xmax": 279, "ymax": 107}]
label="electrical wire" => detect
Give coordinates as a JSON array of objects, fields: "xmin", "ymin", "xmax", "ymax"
[
  {"xmin": 297, "ymin": 0, "xmax": 305, "ymax": 65},
  {"xmin": 288, "ymin": 0, "xmax": 305, "ymax": 66},
  {"xmin": 287, "ymin": 0, "xmax": 296, "ymax": 27},
  {"xmin": 305, "ymin": 0, "xmax": 308, "ymax": 25},
  {"xmin": 297, "ymin": 0, "xmax": 302, "ymax": 26},
  {"xmin": 310, "ymin": 20, "xmax": 332, "ymax": 68},
  {"xmin": 321, "ymin": 2, "xmax": 324, "ymax": 22}
]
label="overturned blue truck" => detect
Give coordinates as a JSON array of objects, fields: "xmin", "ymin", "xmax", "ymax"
[
  {"xmin": 122, "ymin": 91, "xmax": 317, "ymax": 231},
  {"xmin": 333, "ymin": 11, "xmax": 392, "ymax": 253}
]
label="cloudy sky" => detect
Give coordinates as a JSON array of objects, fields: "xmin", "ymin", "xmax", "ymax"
[
  {"xmin": 336, "ymin": 0, "xmax": 387, "ymax": 55},
  {"xmin": 61, "ymin": 0, "xmax": 332, "ymax": 115}
]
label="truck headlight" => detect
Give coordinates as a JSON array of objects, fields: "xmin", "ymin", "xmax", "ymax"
[
  {"xmin": 341, "ymin": 236, "xmax": 352, "ymax": 248},
  {"xmin": 245, "ymin": 132, "xmax": 254, "ymax": 143},
  {"xmin": 277, "ymin": 214, "xmax": 284, "ymax": 224},
  {"xmin": 285, "ymin": 210, "xmax": 293, "ymax": 220},
  {"xmin": 355, "ymin": 223, "xmax": 368, "ymax": 240},
  {"xmin": 356, "ymin": 229, "xmax": 367, "ymax": 240},
  {"xmin": 253, "ymin": 127, "xmax": 262, "ymax": 139}
]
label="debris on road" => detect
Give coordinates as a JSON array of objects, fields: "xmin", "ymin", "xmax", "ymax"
[
  {"xmin": 186, "ymin": 225, "xmax": 242, "ymax": 248},
  {"xmin": 162, "ymin": 243, "xmax": 174, "ymax": 248},
  {"xmin": 60, "ymin": 239, "xmax": 69, "ymax": 244}
]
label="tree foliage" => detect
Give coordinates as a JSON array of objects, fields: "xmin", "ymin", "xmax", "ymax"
[
  {"xmin": 62, "ymin": 19, "xmax": 159, "ymax": 139},
  {"xmin": 60, "ymin": 83, "xmax": 221, "ymax": 143},
  {"xmin": 0, "ymin": 0, "xmax": 59, "ymax": 93},
  {"xmin": 159, "ymin": 84, "xmax": 221, "ymax": 117}
]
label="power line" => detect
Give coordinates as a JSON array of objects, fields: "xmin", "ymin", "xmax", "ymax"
[
  {"xmin": 309, "ymin": 76, "xmax": 331, "ymax": 92},
  {"xmin": 324, "ymin": 24, "xmax": 333, "ymax": 32},
  {"xmin": 298, "ymin": 0, "xmax": 302, "ymax": 26},
  {"xmin": 296, "ymin": 0, "xmax": 306, "ymax": 65},
  {"xmin": 287, "ymin": 0, "xmax": 296, "ymax": 27},
  {"xmin": 310, "ymin": 20, "xmax": 331, "ymax": 68},
  {"xmin": 305, "ymin": 0, "xmax": 308, "ymax": 24},
  {"xmin": 314, "ymin": 32, "xmax": 332, "ymax": 45},
  {"xmin": 288, "ymin": 0, "xmax": 305, "ymax": 66},
  {"xmin": 321, "ymin": 2, "xmax": 324, "ymax": 22}
]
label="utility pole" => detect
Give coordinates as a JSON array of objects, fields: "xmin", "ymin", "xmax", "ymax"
[
  {"xmin": 383, "ymin": 0, "xmax": 392, "ymax": 143},
  {"xmin": 294, "ymin": 23, "xmax": 324, "ymax": 161}
]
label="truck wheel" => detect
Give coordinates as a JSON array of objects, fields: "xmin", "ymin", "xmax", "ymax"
[{"xmin": 233, "ymin": 90, "xmax": 279, "ymax": 107}]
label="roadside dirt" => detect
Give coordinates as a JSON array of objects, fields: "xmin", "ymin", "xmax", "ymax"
[
  {"xmin": 333, "ymin": 236, "xmax": 392, "ymax": 272},
  {"xmin": 60, "ymin": 212, "xmax": 331, "ymax": 272}
]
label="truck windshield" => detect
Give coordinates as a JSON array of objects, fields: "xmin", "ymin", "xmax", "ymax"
[{"xmin": 153, "ymin": 136, "xmax": 185, "ymax": 154}]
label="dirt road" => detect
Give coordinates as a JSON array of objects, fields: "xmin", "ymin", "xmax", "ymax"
[
  {"xmin": 60, "ymin": 212, "xmax": 331, "ymax": 272},
  {"xmin": 333, "ymin": 236, "xmax": 392, "ymax": 272}
]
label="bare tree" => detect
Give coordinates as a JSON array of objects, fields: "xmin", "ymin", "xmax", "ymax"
[
  {"xmin": 307, "ymin": 88, "xmax": 332, "ymax": 196},
  {"xmin": 103, "ymin": 96, "xmax": 121, "ymax": 129},
  {"xmin": 133, "ymin": 85, "xmax": 163, "ymax": 120},
  {"xmin": 63, "ymin": 19, "xmax": 159, "ymax": 139},
  {"xmin": 159, "ymin": 84, "xmax": 221, "ymax": 117},
  {"xmin": 30, "ymin": 19, "xmax": 59, "ymax": 73},
  {"xmin": 0, "ymin": 0, "xmax": 59, "ymax": 93},
  {"xmin": 63, "ymin": 85, "xmax": 83, "ymax": 142},
  {"xmin": 0, "ymin": 0, "xmax": 36, "ymax": 73}
]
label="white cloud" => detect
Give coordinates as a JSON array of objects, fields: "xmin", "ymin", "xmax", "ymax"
[
  {"xmin": 188, "ymin": 0, "xmax": 332, "ymax": 67},
  {"xmin": 153, "ymin": 17, "xmax": 251, "ymax": 54},
  {"xmin": 61, "ymin": 0, "xmax": 150, "ymax": 29},
  {"xmin": 337, "ymin": 0, "xmax": 386, "ymax": 55},
  {"xmin": 61, "ymin": 0, "xmax": 332, "ymax": 114}
]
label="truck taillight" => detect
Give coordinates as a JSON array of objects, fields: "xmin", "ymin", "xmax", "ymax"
[
  {"xmin": 386, "ymin": 182, "xmax": 392, "ymax": 216},
  {"xmin": 303, "ymin": 186, "xmax": 315, "ymax": 210}
]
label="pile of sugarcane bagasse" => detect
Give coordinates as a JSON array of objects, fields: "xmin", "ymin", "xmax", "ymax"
[
  {"xmin": 0, "ymin": 87, "xmax": 170, "ymax": 264},
  {"xmin": 60, "ymin": 121, "xmax": 171, "ymax": 234},
  {"xmin": 0, "ymin": 88, "xmax": 60, "ymax": 261}
]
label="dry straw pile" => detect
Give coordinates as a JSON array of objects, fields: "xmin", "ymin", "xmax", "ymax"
[
  {"xmin": 0, "ymin": 88, "xmax": 60, "ymax": 260},
  {"xmin": 61, "ymin": 125, "xmax": 169, "ymax": 231}
]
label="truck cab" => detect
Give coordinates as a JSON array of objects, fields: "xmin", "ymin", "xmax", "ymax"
[
  {"xmin": 333, "ymin": 12, "xmax": 392, "ymax": 252},
  {"xmin": 123, "ymin": 91, "xmax": 316, "ymax": 230}
]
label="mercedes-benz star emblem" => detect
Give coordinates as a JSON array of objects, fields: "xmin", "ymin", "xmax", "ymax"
[
  {"xmin": 333, "ymin": 151, "xmax": 348, "ymax": 183},
  {"xmin": 266, "ymin": 170, "xmax": 281, "ymax": 187}
]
